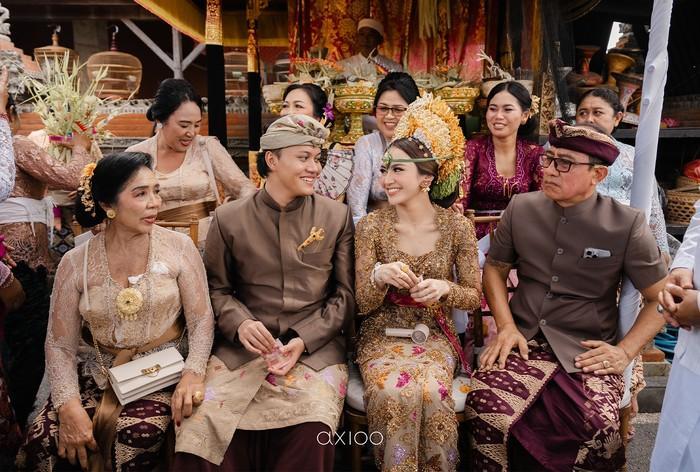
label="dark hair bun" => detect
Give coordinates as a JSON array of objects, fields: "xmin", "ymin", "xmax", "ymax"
[
  {"xmin": 74, "ymin": 152, "xmax": 153, "ymax": 227},
  {"xmin": 146, "ymin": 78, "xmax": 203, "ymax": 123}
]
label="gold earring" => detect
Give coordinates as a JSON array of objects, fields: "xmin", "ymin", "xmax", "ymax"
[
  {"xmin": 421, "ymin": 184, "xmax": 430, "ymax": 193},
  {"xmin": 106, "ymin": 209, "xmax": 116, "ymax": 219}
]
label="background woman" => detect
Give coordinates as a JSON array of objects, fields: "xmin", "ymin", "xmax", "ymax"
[
  {"xmin": 347, "ymin": 72, "xmax": 420, "ymax": 224},
  {"xmin": 458, "ymin": 80, "xmax": 543, "ymax": 239},
  {"xmin": 0, "ymin": 66, "xmax": 94, "ymax": 426},
  {"xmin": 355, "ymin": 95, "xmax": 480, "ymax": 470},
  {"xmin": 127, "ymin": 78, "xmax": 255, "ymax": 224},
  {"xmin": 575, "ymin": 87, "xmax": 670, "ymax": 439},
  {"xmin": 280, "ymin": 82, "xmax": 354, "ymax": 200},
  {"xmin": 20, "ymin": 152, "xmax": 214, "ymax": 471},
  {"xmin": 281, "ymin": 82, "xmax": 328, "ymax": 119}
]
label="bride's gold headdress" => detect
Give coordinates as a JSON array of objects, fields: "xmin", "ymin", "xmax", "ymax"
[{"xmin": 385, "ymin": 93, "xmax": 465, "ymax": 200}]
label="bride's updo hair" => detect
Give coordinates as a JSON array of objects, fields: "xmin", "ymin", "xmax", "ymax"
[
  {"xmin": 388, "ymin": 137, "xmax": 459, "ymax": 208},
  {"xmin": 74, "ymin": 152, "xmax": 153, "ymax": 227}
]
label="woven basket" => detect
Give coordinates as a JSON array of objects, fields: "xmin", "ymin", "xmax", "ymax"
[
  {"xmin": 676, "ymin": 175, "xmax": 700, "ymax": 188},
  {"xmin": 667, "ymin": 187, "xmax": 700, "ymax": 225}
]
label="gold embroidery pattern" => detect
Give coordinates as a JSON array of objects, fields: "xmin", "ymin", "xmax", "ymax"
[{"xmin": 355, "ymin": 206, "xmax": 480, "ymax": 471}]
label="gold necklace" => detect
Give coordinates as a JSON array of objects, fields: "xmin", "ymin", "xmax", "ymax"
[{"xmin": 502, "ymin": 177, "xmax": 514, "ymax": 198}]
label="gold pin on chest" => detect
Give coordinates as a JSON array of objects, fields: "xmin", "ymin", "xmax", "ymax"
[{"xmin": 297, "ymin": 226, "xmax": 325, "ymax": 252}]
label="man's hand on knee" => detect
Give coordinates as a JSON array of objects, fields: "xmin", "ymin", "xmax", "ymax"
[
  {"xmin": 479, "ymin": 323, "xmax": 529, "ymax": 371},
  {"xmin": 575, "ymin": 340, "xmax": 632, "ymax": 376}
]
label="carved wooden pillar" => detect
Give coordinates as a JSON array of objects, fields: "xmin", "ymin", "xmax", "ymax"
[{"xmin": 205, "ymin": 0, "xmax": 226, "ymax": 146}]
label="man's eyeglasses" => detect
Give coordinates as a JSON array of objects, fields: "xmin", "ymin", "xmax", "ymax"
[
  {"xmin": 375, "ymin": 105, "xmax": 407, "ymax": 117},
  {"xmin": 540, "ymin": 154, "xmax": 596, "ymax": 173}
]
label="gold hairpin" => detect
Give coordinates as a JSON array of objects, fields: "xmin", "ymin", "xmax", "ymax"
[{"xmin": 297, "ymin": 227, "xmax": 325, "ymax": 252}]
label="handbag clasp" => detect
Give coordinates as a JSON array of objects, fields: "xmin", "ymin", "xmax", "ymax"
[{"xmin": 141, "ymin": 364, "xmax": 162, "ymax": 377}]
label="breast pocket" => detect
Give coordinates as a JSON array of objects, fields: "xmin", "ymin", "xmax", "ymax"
[
  {"xmin": 301, "ymin": 248, "xmax": 335, "ymax": 270},
  {"xmin": 576, "ymin": 255, "xmax": 622, "ymax": 268}
]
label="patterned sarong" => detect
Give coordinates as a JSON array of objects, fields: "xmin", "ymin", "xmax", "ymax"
[
  {"xmin": 18, "ymin": 371, "xmax": 173, "ymax": 471},
  {"xmin": 466, "ymin": 339, "xmax": 625, "ymax": 471}
]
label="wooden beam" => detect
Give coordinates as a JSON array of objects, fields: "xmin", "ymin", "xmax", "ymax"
[
  {"xmin": 7, "ymin": 5, "xmax": 156, "ymax": 21},
  {"xmin": 121, "ymin": 19, "xmax": 175, "ymax": 70},
  {"xmin": 172, "ymin": 27, "xmax": 183, "ymax": 78},
  {"xmin": 182, "ymin": 43, "xmax": 206, "ymax": 71},
  {"xmin": 4, "ymin": 0, "xmax": 134, "ymax": 5}
]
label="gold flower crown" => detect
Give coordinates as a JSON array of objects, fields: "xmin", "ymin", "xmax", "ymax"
[
  {"xmin": 78, "ymin": 162, "xmax": 97, "ymax": 217},
  {"xmin": 385, "ymin": 93, "xmax": 465, "ymax": 200}
]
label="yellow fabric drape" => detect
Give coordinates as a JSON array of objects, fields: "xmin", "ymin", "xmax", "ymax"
[{"xmin": 135, "ymin": 0, "xmax": 288, "ymax": 47}]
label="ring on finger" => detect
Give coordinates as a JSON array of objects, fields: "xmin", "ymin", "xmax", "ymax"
[
  {"xmin": 602, "ymin": 360, "xmax": 611, "ymax": 368},
  {"xmin": 193, "ymin": 390, "xmax": 204, "ymax": 405},
  {"xmin": 656, "ymin": 303, "xmax": 665, "ymax": 314},
  {"xmin": 400, "ymin": 263, "xmax": 409, "ymax": 273}
]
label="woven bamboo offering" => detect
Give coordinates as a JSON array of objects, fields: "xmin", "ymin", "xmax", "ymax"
[{"xmin": 667, "ymin": 183, "xmax": 700, "ymax": 225}]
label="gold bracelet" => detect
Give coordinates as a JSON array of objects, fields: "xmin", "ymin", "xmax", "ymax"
[{"xmin": 370, "ymin": 262, "xmax": 382, "ymax": 290}]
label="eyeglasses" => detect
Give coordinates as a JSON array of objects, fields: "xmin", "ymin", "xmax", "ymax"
[
  {"xmin": 375, "ymin": 105, "xmax": 407, "ymax": 117},
  {"xmin": 540, "ymin": 154, "xmax": 596, "ymax": 173}
]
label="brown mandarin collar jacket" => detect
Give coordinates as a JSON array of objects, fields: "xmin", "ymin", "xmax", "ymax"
[
  {"xmin": 204, "ymin": 188, "xmax": 355, "ymax": 371},
  {"xmin": 489, "ymin": 191, "xmax": 666, "ymax": 373}
]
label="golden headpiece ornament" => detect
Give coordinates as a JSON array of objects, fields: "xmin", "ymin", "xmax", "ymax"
[
  {"xmin": 78, "ymin": 162, "xmax": 97, "ymax": 216},
  {"xmin": 386, "ymin": 93, "xmax": 465, "ymax": 200}
]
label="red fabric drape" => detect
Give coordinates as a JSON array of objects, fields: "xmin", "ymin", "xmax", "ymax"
[
  {"xmin": 289, "ymin": 0, "xmax": 486, "ymax": 77},
  {"xmin": 288, "ymin": 0, "xmax": 370, "ymax": 62}
]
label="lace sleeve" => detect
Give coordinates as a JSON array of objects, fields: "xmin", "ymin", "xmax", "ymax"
[
  {"xmin": 176, "ymin": 235, "xmax": 215, "ymax": 375},
  {"xmin": 346, "ymin": 136, "xmax": 374, "ymax": 224},
  {"xmin": 0, "ymin": 118, "xmax": 14, "ymax": 201},
  {"xmin": 649, "ymin": 185, "xmax": 670, "ymax": 255},
  {"xmin": 207, "ymin": 138, "xmax": 256, "ymax": 200},
  {"xmin": 444, "ymin": 215, "xmax": 481, "ymax": 310},
  {"xmin": 13, "ymin": 137, "xmax": 94, "ymax": 191},
  {"xmin": 45, "ymin": 250, "xmax": 83, "ymax": 409},
  {"xmin": 528, "ymin": 144, "xmax": 544, "ymax": 191},
  {"xmin": 355, "ymin": 214, "xmax": 388, "ymax": 314}
]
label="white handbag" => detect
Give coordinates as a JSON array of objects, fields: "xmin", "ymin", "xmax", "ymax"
[
  {"xmin": 107, "ymin": 347, "xmax": 184, "ymax": 405},
  {"xmin": 82, "ymin": 238, "xmax": 185, "ymax": 406}
]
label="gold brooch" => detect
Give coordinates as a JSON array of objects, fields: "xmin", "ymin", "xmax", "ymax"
[
  {"xmin": 115, "ymin": 287, "xmax": 144, "ymax": 320},
  {"xmin": 297, "ymin": 227, "xmax": 325, "ymax": 252}
]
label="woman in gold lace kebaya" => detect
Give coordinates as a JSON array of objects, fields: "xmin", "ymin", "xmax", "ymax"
[
  {"xmin": 127, "ymin": 78, "xmax": 255, "ymax": 223},
  {"xmin": 19, "ymin": 152, "xmax": 214, "ymax": 471},
  {"xmin": 355, "ymin": 94, "xmax": 481, "ymax": 471}
]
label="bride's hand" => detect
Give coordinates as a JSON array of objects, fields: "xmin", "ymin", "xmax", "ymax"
[
  {"xmin": 374, "ymin": 262, "xmax": 420, "ymax": 290},
  {"xmin": 409, "ymin": 278, "xmax": 450, "ymax": 304}
]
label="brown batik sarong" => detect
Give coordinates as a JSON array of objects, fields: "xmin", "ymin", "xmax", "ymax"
[
  {"xmin": 17, "ymin": 371, "xmax": 173, "ymax": 472},
  {"xmin": 466, "ymin": 339, "xmax": 625, "ymax": 471}
]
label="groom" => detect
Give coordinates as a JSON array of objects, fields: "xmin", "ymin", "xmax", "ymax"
[{"xmin": 174, "ymin": 114, "xmax": 354, "ymax": 470}]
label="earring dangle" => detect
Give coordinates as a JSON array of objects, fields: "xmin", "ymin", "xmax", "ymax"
[{"xmin": 106, "ymin": 209, "xmax": 116, "ymax": 219}]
